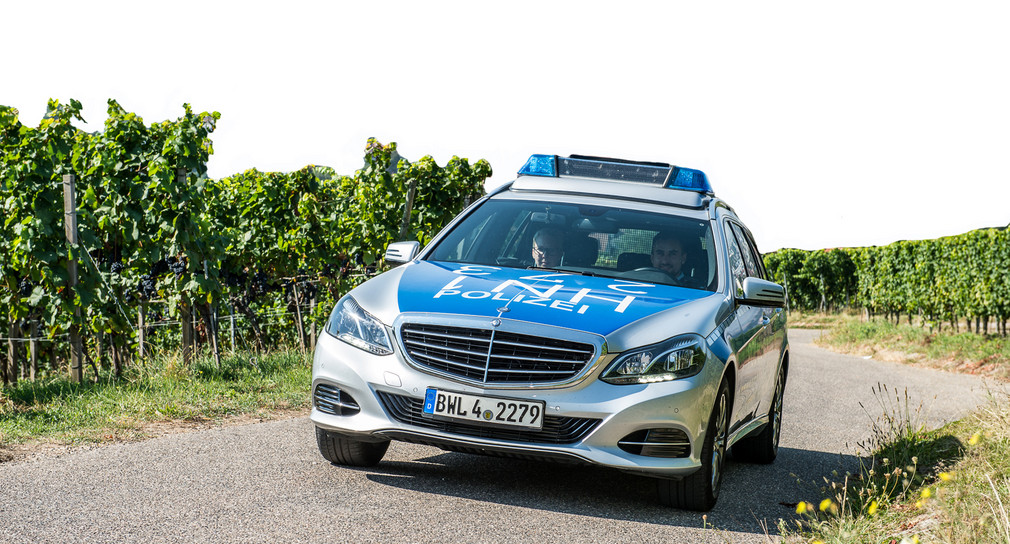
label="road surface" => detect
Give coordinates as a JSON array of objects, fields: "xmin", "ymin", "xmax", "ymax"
[{"xmin": 0, "ymin": 329, "xmax": 991, "ymax": 543}]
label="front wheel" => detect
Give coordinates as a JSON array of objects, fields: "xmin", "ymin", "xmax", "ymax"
[
  {"xmin": 315, "ymin": 426, "xmax": 389, "ymax": 467},
  {"xmin": 658, "ymin": 379, "xmax": 730, "ymax": 511}
]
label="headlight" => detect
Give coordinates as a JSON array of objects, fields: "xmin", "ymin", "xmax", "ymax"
[
  {"xmin": 325, "ymin": 295, "xmax": 393, "ymax": 355},
  {"xmin": 601, "ymin": 335, "xmax": 706, "ymax": 385}
]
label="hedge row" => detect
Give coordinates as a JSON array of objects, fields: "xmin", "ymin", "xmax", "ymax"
[{"xmin": 763, "ymin": 227, "xmax": 1010, "ymax": 334}]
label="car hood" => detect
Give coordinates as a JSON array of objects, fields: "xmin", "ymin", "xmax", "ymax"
[{"xmin": 352, "ymin": 260, "xmax": 716, "ymax": 338}]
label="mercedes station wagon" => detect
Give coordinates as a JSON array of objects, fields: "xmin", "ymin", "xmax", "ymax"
[{"xmin": 311, "ymin": 154, "xmax": 789, "ymax": 511}]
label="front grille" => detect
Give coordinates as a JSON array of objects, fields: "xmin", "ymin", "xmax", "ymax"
[
  {"xmin": 314, "ymin": 383, "xmax": 360, "ymax": 416},
  {"xmin": 376, "ymin": 391, "xmax": 600, "ymax": 445},
  {"xmin": 399, "ymin": 323, "xmax": 595, "ymax": 384}
]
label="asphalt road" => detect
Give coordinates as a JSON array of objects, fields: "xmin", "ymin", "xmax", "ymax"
[{"xmin": 0, "ymin": 329, "xmax": 992, "ymax": 543}]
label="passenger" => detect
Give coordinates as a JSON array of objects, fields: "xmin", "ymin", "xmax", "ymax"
[
  {"xmin": 531, "ymin": 228, "xmax": 565, "ymax": 267},
  {"xmin": 651, "ymin": 231, "xmax": 689, "ymax": 283}
]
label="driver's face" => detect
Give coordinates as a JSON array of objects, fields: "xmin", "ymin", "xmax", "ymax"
[
  {"xmin": 651, "ymin": 239, "xmax": 687, "ymax": 276},
  {"xmin": 532, "ymin": 236, "xmax": 564, "ymax": 267}
]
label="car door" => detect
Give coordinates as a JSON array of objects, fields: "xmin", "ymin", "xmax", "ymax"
[
  {"xmin": 729, "ymin": 222, "xmax": 783, "ymax": 419},
  {"xmin": 723, "ymin": 221, "xmax": 766, "ymax": 425}
]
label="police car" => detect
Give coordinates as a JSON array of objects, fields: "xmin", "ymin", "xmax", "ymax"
[{"xmin": 311, "ymin": 154, "xmax": 789, "ymax": 511}]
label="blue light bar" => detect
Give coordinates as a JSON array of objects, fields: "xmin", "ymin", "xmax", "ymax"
[
  {"xmin": 558, "ymin": 156, "xmax": 669, "ymax": 185},
  {"xmin": 518, "ymin": 154, "xmax": 557, "ymax": 177},
  {"xmin": 517, "ymin": 154, "xmax": 714, "ymax": 195},
  {"xmin": 667, "ymin": 167, "xmax": 712, "ymax": 194}
]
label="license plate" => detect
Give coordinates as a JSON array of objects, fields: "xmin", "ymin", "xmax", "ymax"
[{"xmin": 422, "ymin": 388, "xmax": 545, "ymax": 430}]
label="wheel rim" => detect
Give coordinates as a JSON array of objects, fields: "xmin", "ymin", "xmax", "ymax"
[
  {"xmin": 770, "ymin": 371, "xmax": 784, "ymax": 450},
  {"xmin": 711, "ymin": 391, "xmax": 728, "ymax": 494}
]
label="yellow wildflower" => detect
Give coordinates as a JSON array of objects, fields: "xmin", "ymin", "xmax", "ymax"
[
  {"xmin": 969, "ymin": 432, "xmax": 982, "ymax": 446},
  {"xmin": 939, "ymin": 472, "xmax": 954, "ymax": 482},
  {"xmin": 819, "ymin": 499, "xmax": 833, "ymax": 512},
  {"xmin": 796, "ymin": 502, "xmax": 808, "ymax": 514},
  {"xmin": 868, "ymin": 500, "xmax": 879, "ymax": 515},
  {"xmin": 921, "ymin": 487, "xmax": 932, "ymax": 499}
]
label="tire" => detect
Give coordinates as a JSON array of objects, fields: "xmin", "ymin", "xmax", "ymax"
[
  {"xmin": 658, "ymin": 379, "xmax": 730, "ymax": 511},
  {"xmin": 732, "ymin": 364, "xmax": 785, "ymax": 464},
  {"xmin": 315, "ymin": 426, "xmax": 389, "ymax": 467}
]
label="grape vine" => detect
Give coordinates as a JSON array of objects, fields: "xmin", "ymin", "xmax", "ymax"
[{"xmin": 1, "ymin": 100, "xmax": 491, "ymax": 383}]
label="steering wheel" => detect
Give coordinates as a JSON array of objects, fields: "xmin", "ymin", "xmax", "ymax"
[{"xmin": 631, "ymin": 267, "xmax": 671, "ymax": 275}]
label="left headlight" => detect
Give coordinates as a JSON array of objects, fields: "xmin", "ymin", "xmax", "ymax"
[
  {"xmin": 601, "ymin": 335, "xmax": 706, "ymax": 385},
  {"xmin": 325, "ymin": 295, "xmax": 393, "ymax": 355}
]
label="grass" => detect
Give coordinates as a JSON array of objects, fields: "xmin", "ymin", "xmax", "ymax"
[
  {"xmin": 796, "ymin": 311, "xmax": 1010, "ymax": 380},
  {"xmin": 782, "ymin": 385, "xmax": 1010, "ymax": 543},
  {"xmin": 780, "ymin": 312, "xmax": 1010, "ymax": 543},
  {"xmin": 0, "ymin": 349, "xmax": 311, "ymax": 450}
]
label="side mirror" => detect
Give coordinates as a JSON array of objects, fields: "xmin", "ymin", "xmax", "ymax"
[
  {"xmin": 739, "ymin": 277, "xmax": 786, "ymax": 308},
  {"xmin": 384, "ymin": 241, "xmax": 420, "ymax": 264}
]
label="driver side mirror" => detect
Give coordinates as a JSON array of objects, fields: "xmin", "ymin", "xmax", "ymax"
[
  {"xmin": 739, "ymin": 277, "xmax": 786, "ymax": 308},
  {"xmin": 385, "ymin": 241, "xmax": 420, "ymax": 264}
]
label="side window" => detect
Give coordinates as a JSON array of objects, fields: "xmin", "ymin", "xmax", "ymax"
[
  {"xmin": 731, "ymin": 223, "xmax": 766, "ymax": 280},
  {"xmin": 730, "ymin": 223, "xmax": 760, "ymax": 279},
  {"xmin": 724, "ymin": 223, "xmax": 747, "ymax": 297}
]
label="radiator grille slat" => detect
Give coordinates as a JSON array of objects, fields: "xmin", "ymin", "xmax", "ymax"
[
  {"xmin": 400, "ymin": 323, "xmax": 595, "ymax": 384},
  {"xmin": 376, "ymin": 391, "xmax": 600, "ymax": 445}
]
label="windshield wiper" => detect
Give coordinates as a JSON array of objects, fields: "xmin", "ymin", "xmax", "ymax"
[{"xmin": 525, "ymin": 266, "xmax": 599, "ymax": 277}]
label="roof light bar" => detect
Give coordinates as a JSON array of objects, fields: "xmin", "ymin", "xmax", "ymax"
[
  {"xmin": 559, "ymin": 156, "xmax": 669, "ymax": 185},
  {"xmin": 517, "ymin": 154, "xmax": 714, "ymax": 195}
]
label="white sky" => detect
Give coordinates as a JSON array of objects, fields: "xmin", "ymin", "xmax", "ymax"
[{"xmin": 6, "ymin": 1, "xmax": 1009, "ymax": 251}]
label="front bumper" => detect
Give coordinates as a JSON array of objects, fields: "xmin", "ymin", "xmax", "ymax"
[{"xmin": 310, "ymin": 330, "xmax": 721, "ymax": 478}]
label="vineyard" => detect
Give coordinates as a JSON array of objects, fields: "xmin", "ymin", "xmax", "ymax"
[
  {"xmin": 0, "ymin": 99, "xmax": 489, "ymax": 385},
  {"xmin": 3, "ymin": 99, "xmax": 1007, "ymax": 388},
  {"xmin": 764, "ymin": 228, "xmax": 1010, "ymax": 335}
]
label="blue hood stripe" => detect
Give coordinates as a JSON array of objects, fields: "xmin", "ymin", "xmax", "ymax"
[{"xmin": 397, "ymin": 262, "xmax": 707, "ymax": 336}]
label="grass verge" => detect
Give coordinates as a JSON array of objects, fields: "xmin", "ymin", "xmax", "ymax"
[
  {"xmin": 798, "ymin": 312, "xmax": 1010, "ymax": 380},
  {"xmin": 0, "ymin": 349, "xmax": 311, "ymax": 460},
  {"xmin": 782, "ymin": 311, "xmax": 1010, "ymax": 543},
  {"xmin": 782, "ymin": 384, "xmax": 1010, "ymax": 543}
]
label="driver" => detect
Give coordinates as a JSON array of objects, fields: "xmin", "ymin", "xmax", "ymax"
[
  {"xmin": 651, "ymin": 231, "xmax": 689, "ymax": 283},
  {"xmin": 531, "ymin": 228, "xmax": 565, "ymax": 267}
]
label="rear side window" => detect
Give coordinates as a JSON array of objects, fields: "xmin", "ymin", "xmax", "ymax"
[
  {"xmin": 724, "ymin": 224, "xmax": 747, "ymax": 297},
  {"xmin": 730, "ymin": 223, "xmax": 765, "ymax": 280}
]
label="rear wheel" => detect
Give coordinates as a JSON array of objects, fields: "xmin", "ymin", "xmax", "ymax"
[
  {"xmin": 315, "ymin": 426, "xmax": 389, "ymax": 467},
  {"xmin": 658, "ymin": 379, "xmax": 730, "ymax": 511},
  {"xmin": 732, "ymin": 364, "xmax": 785, "ymax": 464}
]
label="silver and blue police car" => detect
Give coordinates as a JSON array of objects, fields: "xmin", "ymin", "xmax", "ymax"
[{"xmin": 311, "ymin": 154, "xmax": 789, "ymax": 511}]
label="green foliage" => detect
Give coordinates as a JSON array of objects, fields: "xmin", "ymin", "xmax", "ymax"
[
  {"xmin": 764, "ymin": 248, "xmax": 855, "ymax": 311},
  {"xmin": 765, "ymin": 228, "xmax": 1009, "ymax": 333},
  {"xmin": 1, "ymin": 100, "xmax": 491, "ymax": 379}
]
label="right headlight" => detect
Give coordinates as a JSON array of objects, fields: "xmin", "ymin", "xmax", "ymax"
[
  {"xmin": 601, "ymin": 335, "xmax": 706, "ymax": 385},
  {"xmin": 325, "ymin": 295, "xmax": 393, "ymax": 356}
]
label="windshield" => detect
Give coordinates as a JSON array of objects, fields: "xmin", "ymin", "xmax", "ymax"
[{"xmin": 427, "ymin": 198, "xmax": 718, "ymax": 291}]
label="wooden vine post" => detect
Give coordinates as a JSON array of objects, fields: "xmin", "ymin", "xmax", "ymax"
[
  {"xmin": 203, "ymin": 259, "xmax": 221, "ymax": 369},
  {"xmin": 178, "ymin": 168, "xmax": 194, "ymax": 366},
  {"xmin": 64, "ymin": 174, "xmax": 84, "ymax": 383},
  {"xmin": 397, "ymin": 177, "xmax": 419, "ymax": 241},
  {"xmin": 137, "ymin": 301, "xmax": 146, "ymax": 362},
  {"xmin": 29, "ymin": 320, "xmax": 39, "ymax": 380},
  {"xmin": 5, "ymin": 322, "xmax": 18, "ymax": 385}
]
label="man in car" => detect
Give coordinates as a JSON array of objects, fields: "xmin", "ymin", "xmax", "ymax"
[
  {"xmin": 651, "ymin": 231, "xmax": 689, "ymax": 283},
  {"xmin": 531, "ymin": 228, "xmax": 565, "ymax": 268}
]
